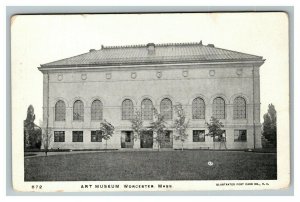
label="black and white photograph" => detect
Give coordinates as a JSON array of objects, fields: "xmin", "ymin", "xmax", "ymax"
[{"xmin": 11, "ymin": 12, "xmax": 290, "ymax": 192}]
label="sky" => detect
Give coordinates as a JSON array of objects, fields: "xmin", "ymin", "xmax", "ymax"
[{"xmin": 11, "ymin": 13, "xmax": 289, "ymax": 124}]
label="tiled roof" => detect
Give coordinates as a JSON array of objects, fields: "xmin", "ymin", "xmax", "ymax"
[{"xmin": 41, "ymin": 42, "xmax": 264, "ymax": 68}]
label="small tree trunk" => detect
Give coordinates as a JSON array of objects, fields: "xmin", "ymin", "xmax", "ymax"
[
  {"xmin": 181, "ymin": 141, "xmax": 184, "ymax": 151},
  {"xmin": 106, "ymin": 140, "xmax": 108, "ymax": 151}
]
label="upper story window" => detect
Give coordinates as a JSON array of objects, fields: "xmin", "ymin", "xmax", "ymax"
[
  {"xmin": 91, "ymin": 100, "xmax": 103, "ymax": 121},
  {"xmin": 233, "ymin": 97, "xmax": 246, "ymax": 119},
  {"xmin": 212, "ymin": 97, "xmax": 225, "ymax": 119},
  {"xmin": 141, "ymin": 98, "xmax": 153, "ymax": 120},
  {"xmin": 160, "ymin": 98, "xmax": 172, "ymax": 120},
  {"xmin": 122, "ymin": 99, "xmax": 134, "ymax": 120},
  {"xmin": 73, "ymin": 100, "xmax": 84, "ymax": 121},
  {"xmin": 55, "ymin": 100, "xmax": 66, "ymax": 121},
  {"xmin": 192, "ymin": 97, "xmax": 205, "ymax": 119}
]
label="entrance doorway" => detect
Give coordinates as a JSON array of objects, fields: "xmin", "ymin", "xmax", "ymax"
[
  {"xmin": 161, "ymin": 131, "xmax": 173, "ymax": 148},
  {"xmin": 121, "ymin": 131, "xmax": 134, "ymax": 148},
  {"xmin": 140, "ymin": 131, "xmax": 153, "ymax": 148}
]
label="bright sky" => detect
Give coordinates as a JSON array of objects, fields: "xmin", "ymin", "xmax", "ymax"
[{"xmin": 11, "ymin": 13, "xmax": 289, "ymax": 124}]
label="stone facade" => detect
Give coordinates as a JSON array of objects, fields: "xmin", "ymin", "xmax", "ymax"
[{"xmin": 39, "ymin": 42, "xmax": 264, "ymax": 150}]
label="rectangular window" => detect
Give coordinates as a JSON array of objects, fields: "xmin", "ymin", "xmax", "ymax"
[
  {"xmin": 193, "ymin": 130, "xmax": 205, "ymax": 142},
  {"xmin": 54, "ymin": 131, "xmax": 65, "ymax": 142},
  {"xmin": 72, "ymin": 131, "xmax": 83, "ymax": 142},
  {"xmin": 91, "ymin": 130, "xmax": 102, "ymax": 142},
  {"xmin": 234, "ymin": 130, "xmax": 247, "ymax": 142},
  {"xmin": 213, "ymin": 130, "xmax": 226, "ymax": 142}
]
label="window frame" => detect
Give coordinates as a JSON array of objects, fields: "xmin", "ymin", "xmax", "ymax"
[
  {"xmin": 55, "ymin": 100, "xmax": 66, "ymax": 121},
  {"xmin": 213, "ymin": 130, "xmax": 226, "ymax": 142},
  {"xmin": 233, "ymin": 97, "xmax": 247, "ymax": 119},
  {"xmin": 91, "ymin": 130, "xmax": 102, "ymax": 142},
  {"xmin": 192, "ymin": 130, "xmax": 205, "ymax": 142},
  {"xmin": 73, "ymin": 100, "xmax": 84, "ymax": 121},
  {"xmin": 192, "ymin": 97, "xmax": 205, "ymax": 119},
  {"xmin": 160, "ymin": 98, "xmax": 173, "ymax": 120},
  {"xmin": 54, "ymin": 131, "xmax": 65, "ymax": 142},
  {"xmin": 212, "ymin": 97, "xmax": 226, "ymax": 119},
  {"xmin": 91, "ymin": 100, "xmax": 103, "ymax": 121},
  {"xmin": 141, "ymin": 98, "xmax": 153, "ymax": 120},
  {"xmin": 72, "ymin": 131, "xmax": 83, "ymax": 142},
  {"xmin": 122, "ymin": 99, "xmax": 134, "ymax": 120},
  {"xmin": 234, "ymin": 129, "xmax": 247, "ymax": 142}
]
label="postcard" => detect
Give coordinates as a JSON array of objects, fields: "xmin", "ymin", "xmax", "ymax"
[{"xmin": 11, "ymin": 12, "xmax": 290, "ymax": 192}]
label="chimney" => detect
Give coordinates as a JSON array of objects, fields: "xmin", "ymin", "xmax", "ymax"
[
  {"xmin": 207, "ymin": 44, "xmax": 215, "ymax": 48},
  {"xmin": 147, "ymin": 43, "xmax": 155, "ymax": 55},
  {"xmin": 89, "ymin": 49, "xmax": 96, "ymax": 52}
]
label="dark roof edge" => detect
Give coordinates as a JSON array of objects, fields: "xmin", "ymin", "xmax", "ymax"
[
  {"xmin": 38, "ymin": 59, "xmax": 265, "ymax": 72},
  {"xmin": 40, "ymin": 58, "xmax": 264, "ymax": 68}
]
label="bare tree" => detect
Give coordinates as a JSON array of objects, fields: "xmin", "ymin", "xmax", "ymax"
[
  {"xmin": 173, "ymin": 103, "xmax": 189, "ymax": 151},
  {"xmin": 130, "ymin": 110, "xmax": 144, "ymax": 141}
]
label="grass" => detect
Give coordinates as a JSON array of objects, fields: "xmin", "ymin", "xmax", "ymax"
[{"xmin": 24, "ymin": 150, "xmax": 277, "ymax": 181}]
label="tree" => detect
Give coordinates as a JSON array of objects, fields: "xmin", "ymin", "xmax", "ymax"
[
  {"xmin": 147, "ymin": 108, "xmax": 167, "ymax": 151},
  {"xmin": 173, "ymin": 103, "xmax": 189, "ymax": 151},
  {"xmin": 206, "ymin": 116, "xmax": 225, "ymax": 149},
  {"xmin": 262, "ymin": 104, "xmax": 277, "ymax": 148},
  {"xmin": 100, "ymin": 119, "xmax": 115, "ymax": 150},
  {"xmin": 24, "ymin": 105, "xmax": 42, "ymax": 150},
  {"xmin": 42, "ymin": 127, "xmax": 52, "ymax": 156},
  {"xmin": 130, "ymin": 110, "xmax": 144, "ymax": 140}
]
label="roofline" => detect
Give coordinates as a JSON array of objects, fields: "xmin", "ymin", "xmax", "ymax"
[
  {"xmin": 40, "ymin": 58, "xmax": 264, "ymax": 69},
  {"xmin": 40, "ymin": 43, "xmax": 264, "ymax": 67},
  {"xmin": 38, "ymin": 59, "xmax": 265, "ymax": 72}
]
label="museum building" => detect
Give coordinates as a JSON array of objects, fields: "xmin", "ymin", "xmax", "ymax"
[{"xmin": 38, "ymin": 41, "xmax": 265, "ymax": 150}]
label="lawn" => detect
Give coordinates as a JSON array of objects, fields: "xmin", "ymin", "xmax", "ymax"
[{"xmin": 24, "ymin": 150, "xmax": 277, "ymax": 181}]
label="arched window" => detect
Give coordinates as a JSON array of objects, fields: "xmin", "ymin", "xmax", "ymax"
[
  {"xmin": 55, "ymin": 100, "xmax": 66, "ymax": 121},
  {"xmin": 160, "ymin": 98, "xmax": 172, "ymax": 120},
  {"xmin": 192, "ymin": 97, "xmax": 205, "ymax": 119},
  {"xmin": 73, "ymin": 100, "xmax": 84, "ymax": 121},
  {"xmin": 212, "ymin": 97, "xmax": 225, "ymax": 119},
  {"xmin": 122, "ymin": 99, "xmax": 134, "ymax": 120},
  {"xmin": 91, "ymin": 100, "xmax": 103, "ymax": 121},
  {"xmin": 141, "ymin": 99, "xmax": 153, "ymax": 120},
  {"xmin": 233, "ymin": 97, "xmax": 246, "ymax": 119}
]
